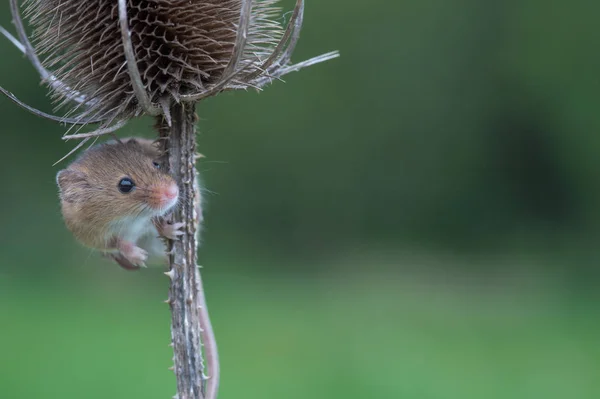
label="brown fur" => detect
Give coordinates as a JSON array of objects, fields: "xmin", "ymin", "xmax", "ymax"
[{"xmin": 57, "ymin": 138, "xmax": 176, "ymax": 251}]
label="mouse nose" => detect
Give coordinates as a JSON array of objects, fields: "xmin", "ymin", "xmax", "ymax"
[
  {"xmin": 156, "ymin": 182, "xmax": 179, "ymax": 209},
  {"xmin": 164, "ymin": 184, "xmax": 178, "ymax": 201}
]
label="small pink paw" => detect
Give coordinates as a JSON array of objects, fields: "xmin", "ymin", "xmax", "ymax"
[
  {"xmin": 118, "ymin": 241, "xmax": 148, "ymax": 267},
  {"xmin": 160, "ymin": 221, "xmax": 185, "ymax": 240},
  {"xmin": 126, "ymin": 246, "xmax": 148, "ymax": 267},
  {"xmin": 107, "ymin": 253, "xmax": 140, "ymax": 271}
]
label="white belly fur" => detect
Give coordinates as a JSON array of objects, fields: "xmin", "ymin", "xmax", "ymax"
[{"xmin": 109, "ymin": 214, "xmax": 155, "ymax": 243}]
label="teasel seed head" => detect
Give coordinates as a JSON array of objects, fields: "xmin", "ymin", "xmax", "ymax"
[{"xmin": 1, "ymin": 0, "xmax": 338, "ymax": 138}]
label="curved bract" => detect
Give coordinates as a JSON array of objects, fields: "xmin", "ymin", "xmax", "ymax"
[{"xmin": 0, "ymin": 0, "xmax": 339, "ymax": 139}]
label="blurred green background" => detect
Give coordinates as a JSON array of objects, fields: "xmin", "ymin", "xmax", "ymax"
[{"xmin": 1, "ymin": 0, "xmax": 600, "ymax": 398}]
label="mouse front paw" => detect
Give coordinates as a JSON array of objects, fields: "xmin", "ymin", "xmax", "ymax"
[
  {"xmin": 116, "ymin": 240, "xmax": 148, "ymax": 267},
  {"xmin": 154, "ymin": 218, "xmax": 185, "ymax": 240},
  {"xmin": 124, "ymin": 246, "xmax": 148, "ymax": 267}
]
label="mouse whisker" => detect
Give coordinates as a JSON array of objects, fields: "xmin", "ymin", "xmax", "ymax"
[{"xmin": 132, "ymin": 202, "xmax": 151, "ymax": 216}]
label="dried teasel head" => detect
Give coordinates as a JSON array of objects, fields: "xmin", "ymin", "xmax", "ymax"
[{"xmin": 0, "ymin": 0, "xmax": 338, "ymax": 138}]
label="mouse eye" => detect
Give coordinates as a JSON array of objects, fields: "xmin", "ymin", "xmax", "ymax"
[
  {"xmin": 152, "ymin": 161, "xmax": 161, "ymax": 169},
  {"xmin": 118, "ymin": 177, "xmax": 135, "ymax": 193}
]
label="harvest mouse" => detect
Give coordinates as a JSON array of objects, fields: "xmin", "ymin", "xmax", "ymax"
[{"xmin": 56, "ymin": 137, "xmax": 198, "ymax": 270}]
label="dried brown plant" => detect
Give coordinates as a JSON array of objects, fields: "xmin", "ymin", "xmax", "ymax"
[
  {"xmin": 1, "ymin": 0, "xmax": 337, "ymax": 138},
  {"xmin": 1, "ymin": 2, "xmax": 337, "ymax": 399}
]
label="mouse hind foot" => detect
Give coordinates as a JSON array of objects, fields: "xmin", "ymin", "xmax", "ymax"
[
  {"xmin": 104, "ymin": 238, "xmax": 148, "ymax": 270},
  {"xmin": 105, "ymin": 253, "xmax": 141, "ymax": 271}
]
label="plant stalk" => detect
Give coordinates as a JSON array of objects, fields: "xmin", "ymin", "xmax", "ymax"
[{"xmin": 158, "ymin": 103, "xmax": 219, "ymax": 399}]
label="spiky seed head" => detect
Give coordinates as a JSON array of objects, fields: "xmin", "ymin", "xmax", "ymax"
[{"xmin": 20, "ymin": 0, "xmax": 334, "ymax": 125}]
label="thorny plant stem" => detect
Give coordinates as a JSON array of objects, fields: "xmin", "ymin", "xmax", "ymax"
[{"xmin": 158, "ymin": 103, "xmax": 219, "ymax": 399}]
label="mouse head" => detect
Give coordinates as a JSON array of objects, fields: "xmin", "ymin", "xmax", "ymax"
[{"xmin": 57, "ymin": 138, "xmax": 179, "ymax": 218}]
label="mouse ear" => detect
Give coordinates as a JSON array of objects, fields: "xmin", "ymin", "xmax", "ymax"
[
  {"xmin": 125, "ymin": 138, "xmax": 141, "ymax": 148},
  {"xmin": 56, "ymin": 169, "xmax": 89, "ymax": 203}
]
